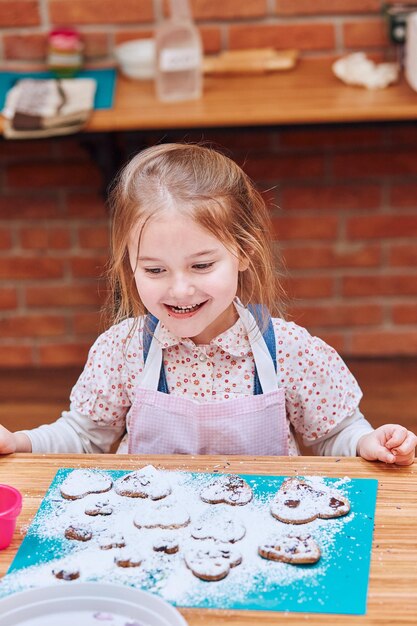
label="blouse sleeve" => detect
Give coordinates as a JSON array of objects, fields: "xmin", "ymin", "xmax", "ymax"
[
  {"xmin": 70, "ymin": 318, "xmax": 144, "ymax": 428},
  {"xmin": 273, "ymin": 320, "xmax": 363, "ymax": 446}
]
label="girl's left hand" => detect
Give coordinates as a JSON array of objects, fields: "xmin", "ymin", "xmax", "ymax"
[{"xmin": 357, "ymin": 424, "xmax": 417, "ymax": 466}]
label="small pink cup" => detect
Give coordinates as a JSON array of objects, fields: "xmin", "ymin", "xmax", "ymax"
[{"xmin": 0, "ymin": 484, "xmax": 22, "ymax": 550}]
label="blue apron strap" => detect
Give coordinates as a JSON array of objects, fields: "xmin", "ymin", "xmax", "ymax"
[
  {"xmin": 247, "ymin": 304, "xmax": 277, "ymax": 395},
  {"xmin": 144, "ymin": 305, "xmax": 276, "ymax": 396},
  {"xmin": 143, "ymin": 313, "xmax": 169, "ymax": 394}
]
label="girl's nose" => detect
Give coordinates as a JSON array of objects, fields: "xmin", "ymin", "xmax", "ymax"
[{"xmin": 168, "ymin": 275, "xmax": 196, "ymax": 299}]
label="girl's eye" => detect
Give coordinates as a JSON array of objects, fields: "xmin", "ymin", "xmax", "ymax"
[
  {"xmin": 144, "ymin": 268, "xmax": 164, "ymax": 274},
  {"xmin": 193, "ymin": 262, "xmax": 214, "ymax": 270}
]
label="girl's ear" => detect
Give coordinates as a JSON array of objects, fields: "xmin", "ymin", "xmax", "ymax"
[{"xmin": 238, "ymin": 253, "xmax": 251, "ymax": 272}]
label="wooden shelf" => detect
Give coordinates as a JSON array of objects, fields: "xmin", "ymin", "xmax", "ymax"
[{"xmin": 85, "ymin": 58, "xmax": 417, "ymax": 133}]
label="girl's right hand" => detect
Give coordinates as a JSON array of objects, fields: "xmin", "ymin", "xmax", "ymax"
[{"xmin": 0, "ymin": 426, "xmax": 32, "ymax": 454}]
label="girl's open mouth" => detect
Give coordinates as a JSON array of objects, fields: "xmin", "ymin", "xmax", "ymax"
[{"xmin": 165, "ymin": 301, "xmax": 207, "ymax": 318}]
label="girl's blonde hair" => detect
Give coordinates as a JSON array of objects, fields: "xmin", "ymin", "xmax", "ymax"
[{"xmin": 106, "ymin": 143, "xmax": 286, "ymax": 328}]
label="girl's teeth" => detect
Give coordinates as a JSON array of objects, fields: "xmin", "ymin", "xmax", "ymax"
[{"xmin": 171, "ymin": 304, "xmax": 200, "ymax": 313}]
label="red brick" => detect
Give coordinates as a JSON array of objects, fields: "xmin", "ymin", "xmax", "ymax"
[
  {"xmin": 392, "ymin": 304, "xmax": 417, "ymax": 325},
  {"xmin": 39, "ymin": 342, "xmax": 91, "ymax": 366},
  {"xmin": 0, "ymin": 288, "xmax": 17, "ymax": 310},
  {"xmin": 272, "ymin": 216, "xmax": 338, "ymax": 240},
  {"xmin": 343, "ymin": 274, "xmax": 417, "ymax": 297},
  {"xmin": 0, "ymin": 1, "xmax": 39, "ymax": 27},
  {"xmin": 191, "ymin": 0, "xmax": 266, "ymax": 19},
  {"xmin": 70, "ymin": 256, "xmax": 108, "ymax": 278},
  {"xmin": 281, "ymin": 184, "xmax": 381, "ymax": 211},
  {"xmin": 390, "ymin": 183, "xmax": 417, "ymax": 207},
  {"xmin": 83, "ymin": 32, "xmax": 110, "ymax": 59},
  {"xmin": 243, "ymin": 154, "xmax": 324, "ymax": 182},
  {"xmin": 200, "ymin": 26, "xmax": 222, "ymax": 54},
  {"xmin": 285, "ymin": 276, "xmax": 335, "ymax": 299},
  {"xmin": 78, "ymin": 227, "xmax": 110, "ymax": 249},
  {"xmin": 275, "ymin": 0, "xmax": 381, "ymax": 15},
  {"xmin": 0, "ymin": 196, "xmax": 61, "ymax": 220},
  {"xmin": 0, "ymin": 258, "xmax": 65, "ymax": 280},
  {"xmin": 73, "ymin": 312, "xmax": 102, "ymax": 334},
  {"xmin": 0, "ymin": 228, "xmax": 12, "ymax": 249},
  {"xmin": 389, "ymin": 245, "xmax": 417, "ymax": 267},
  {"xmin": 333, "ymin": 150, "xmax": 417, "ymax": 178},
  {"xmin": 20, "ymin": 228, "xmax": 72, "ymax": 250},
  {"xmin": 3, "ymin": 34, "xmax": 47, "ymax": 61},
  {"xmin": 350, "ymin": 331, "xmax": 417, "ymax": 356},
  {"xmin": 290, "ymin": 303, "xmax": 382, "ymax": 327},
  {"xmin": 343, "ymin": 19, "xmax": 389, "ymax": 49},
  {"xmin": 0, "ymin": 345, "xmax": 33, "ymax": 366},
  {"xmin": 282, "ymin": 243, "xmax": 381, "ymax": 269},
  {"xmin": 25, "ymin": 285, "xmax": 103, "ymax": 308},
  {"xmin": 6, "ymin": 163, "xmax": 101, "ymax": 189},
  {"xmin": 347, "ymin": 215, "xmax": 417, "ymax": 239},
  {"xmin": 0, "ymin": 315, "xmax": 66, "ymax": 338},
  {"xmin": 229, "ymin": 23, "xmax": 335, "ymax": 51},
  {"xmin": 49, "ymin": 0, "xmax": 153, "ymax": 24},
  {"xmin": 67, "ymin": 193, "xmax": 107, "ymax": 218},
  {"xmin": 279, "ymin": 127, "xmax": 385, "ymax": 149}
]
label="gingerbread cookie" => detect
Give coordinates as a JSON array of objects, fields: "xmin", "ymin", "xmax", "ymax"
[
  {"xmin": 270, "ymin": 477, "xmax": 350, "ymax": 524},
  {"xmin": 60, "ymin": 469, "xmax": 112, "ymax": 500},
  {"xmin": 114, "ymin": 547, "xmax": 145, "ymax": 568},
  {"xmin": 200, "ymin": 474, "xmax": 253, "ymax": 506},
  {"xmin": 133, "ymin": 501, "xmax": 190, "ymax": 530},
  {"xmin": 191, "ymin": 510, "xmax": 245, "ymax": 543},
  {"xmin": 98, "ymin": 532, "xmax": 126, "ymax": 550},
  {"xmin": 184, "ymin": 541, "xmax": 242, "ymax": 581},
  {"xmin": 258, "ymin": 532, "xmax": 321, "ymax": 564},
  {"xmin": 152, "ymin": 533, "xmax": 180, "ymax": 555},
  {"xmin": 64, "ymin": 524, "xmax": 93, "ymax": 542},
  {"xmin": 85, "ymin": 499, "xmax": 113, "ymax": 517},
  {"xmin": 114, "ymin": 465, "xmax": 171, "ymax": 500},
  {"xmin": 52, "ymin": 565, "xmax": 80, "ymax": 580}
]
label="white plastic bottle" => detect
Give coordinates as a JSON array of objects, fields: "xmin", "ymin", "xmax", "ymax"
[{"xmin": 155, "ymin": 0, "xmax": 203, "ymax": 102}]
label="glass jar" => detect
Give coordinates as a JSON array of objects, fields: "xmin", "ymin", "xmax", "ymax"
[{"xmin": 47, "ymin": 28, "xmax": 84, "ymax": 78}]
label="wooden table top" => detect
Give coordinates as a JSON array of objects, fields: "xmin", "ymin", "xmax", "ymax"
[
  {"xmin": 84, "ymin": 58, "xmax": 417, "ymax": 133},
  {"xmin": 0, "ymin": 454, "xmax": 416, "ymax": 625}
]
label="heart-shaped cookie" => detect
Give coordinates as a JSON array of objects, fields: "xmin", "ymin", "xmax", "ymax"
[
  {"xmin": 114, "ymin": 465, "xmax": 171, "ymax": 500},
  {"xmin": 270, "ymin": 477, "xmax": 350, "ymax": 524},
  {"xmin": 60, "ymin": 469, "xmax": 112, "ymax": 500},
  {"xmin": 191, "ymin": 509, "xmax": 245, "ymax": 543},
  {"xmin": 133, "ymin": 500, "xmax": 190, "ymax": 530},
  {"xmin": 184, "ymin": 540, "xmax": 242, "ymax": 581},
  {"xmin": 200, "ymin": 474, "xmax": 253, "ymax": 506},
  {"xmin": 259, "ymin": 532, "xmax": 321, "ymax": 564}
]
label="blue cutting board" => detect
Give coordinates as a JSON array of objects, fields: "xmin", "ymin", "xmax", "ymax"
[
  {"xmin": 2, "ymin": 469, "xmax": 378, "ymax": 614},
  {"xmin": 0, "ymin": 67, "xmax": 116, "ymax": 110}
]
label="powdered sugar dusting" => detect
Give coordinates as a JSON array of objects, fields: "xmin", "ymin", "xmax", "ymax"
[{"xmin": 0, "ymin": 468, "xmax": 377, "ymax": 614}]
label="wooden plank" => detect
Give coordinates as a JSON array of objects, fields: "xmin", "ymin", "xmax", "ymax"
[
  {"xmin": 0, "ymin": 454, "xmax": 416, "ymax": 625},
  {"xmin": 2, "ymin": 58, "xmax": 417, "ymax": 135}
]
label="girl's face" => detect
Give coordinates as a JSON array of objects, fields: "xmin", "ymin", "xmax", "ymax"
[{"xmin": 128, "ymin": 211, "xmax": 248, "ymax": 344}]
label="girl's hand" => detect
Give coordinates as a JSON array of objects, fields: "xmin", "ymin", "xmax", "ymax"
[
  {"xmin": 0, "ymin": 425, "xmax": 32, "ymax": 454},
  {"xmin": 357, "ymin": 424, "xmax": 417, "ymax": 466}
]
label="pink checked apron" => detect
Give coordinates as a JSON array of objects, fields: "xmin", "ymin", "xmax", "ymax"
[{"xmin": 128, "ymin": 302, "xmax": 289, "ymax": 455}]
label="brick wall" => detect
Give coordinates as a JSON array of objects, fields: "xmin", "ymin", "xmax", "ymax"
[
  {"xmin": 1, "ymin": 123, "xmax": 417, "ymax": 367},
  {"xmin": 1, "ymin": 1, "xmax": 417, "ymax": 366},
  {"xmin": 0, "ymin": 0, "xmax": 400, "ymax": 63}
]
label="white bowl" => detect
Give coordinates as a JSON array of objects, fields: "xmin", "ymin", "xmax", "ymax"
[
  {"xmin": 115, "ymin": 39, "xmax": 155, "ymax": 80},
  {"xmin": 0, "ymin": 581, "xmax": 187, "ymax": 626}
]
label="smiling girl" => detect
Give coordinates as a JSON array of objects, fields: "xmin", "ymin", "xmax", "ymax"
[{"xmin": 1, "ymin": 143, "xmax": 415, "ymax": 464}]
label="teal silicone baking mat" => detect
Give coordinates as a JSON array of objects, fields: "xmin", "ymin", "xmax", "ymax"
[
  {"xmin": 0, "ymin": 468, "xmax": 378, "ymax": 615},
  {"xmin": 0, "ymin": 67, "xmax": 116, "ymax": 110}
]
